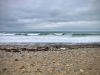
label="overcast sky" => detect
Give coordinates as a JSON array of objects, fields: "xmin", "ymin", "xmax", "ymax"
[{"xmin": 0, "ymin": 0, "xmax": 100, "ymax": 31}]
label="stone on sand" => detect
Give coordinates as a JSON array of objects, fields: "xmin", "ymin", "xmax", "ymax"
[
  {"xmin": 61, "ymin": 67, "xmax": 65, "ymax": 71},
  {"xmin": 3, "ymin": 68, "xmax": 7, "ymax": 71},
  {"xmin": 80, "ymin": 69, "xmax": 84, "ymax": 72}
]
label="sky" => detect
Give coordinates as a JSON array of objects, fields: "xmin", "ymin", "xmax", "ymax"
[{"xmin": 0, "ymin": 0, "xmax": 100, "ymax": 32}]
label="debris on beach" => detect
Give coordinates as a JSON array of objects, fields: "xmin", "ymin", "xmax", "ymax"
[
  {"xmin": 0, "ymin": 44, "xmax": 100, "ymax": 75},
  {"xmin": 19, "ymin": 66, "xmax": 25, "ymax": 70}
]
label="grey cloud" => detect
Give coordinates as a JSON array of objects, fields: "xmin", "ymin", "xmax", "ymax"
[{"xmin": 0, "ymin": 0, "xmax": 100, "ymax": 31}]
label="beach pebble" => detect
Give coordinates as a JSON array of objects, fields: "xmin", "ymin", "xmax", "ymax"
[
  {"xmin": 87, "ymin": 67, "xmax": 92, "ymax": 70},
  {"xmin": 56, "ymin": 52, "xmax": 59, "ymax": 54},
  {"xmin": 44, "ymin": 71, "xmax": 49, "ymax": 75},
  {"xmin": 37, "ymin": 68, "xmax": 41, "ymax": 71},
  {"xmin": 30, "ymin": 64, "xmax": 34, "ymax": 67},
  {"xmin": 80, "ymin": 69, "xmax": 84, "ymax": 72},
  {"xmin": 19, "ymin": 66, "xmax": 25, "ymax": 69},
  {"xmin": 61, "ymin": 67, "xmax": 65, "ymax": 71},
  {"xmin": 70, "ymin": 64, "xmax": 74, "ymax": 66},
  {"xmin": 66, "ymin": 64, "xmax": 70, "ymax": 67},
  {"xmin": 26, "ymin": 59, "xmax": 29, "ymax": 61},
  {"xmin": 11, "ymin": 54, "xmax": 13, "ymax": 56},
  {"xmin": 22, "ymin": 71, "xmax": 28, "ymax": 73},
  {"xmin": 60, "ymin": 48, "xmax": 66, "ymax": 50},
  {"xmin": 42, "ymin": 66, "xmax": 45, "ymax": 68},
  {"xmin": 55, "ymin": 65, "xmax": 58, "ymax": 68},
  {"xmin": 96, "ymin": 73, "xmax": 99, "ymax": 75},
  {"xmin": 52, "ymin": 61, "xmax": 55, "ymax": 63},
  {"xmin": 62, "ymin": 62, "xmax": 67, "ymax": 65},
  {"xmin": 15, "ymin": 59, "xmax": 18, "ymax": 61},
  {"xmin": 78, "ymin": 60, "xmax": 80, "ymax": 62},
  {"xmin": 92, "ymin": 62, "xmax": 96, "ymax": 65},
  {"xmin": 0, "ymin": 60, "xmax": 2, "ymax": 64},
  {"xmin": 29, "ymin": 56, "xmax": 32, "ymax": 58},
  {"xmin": 67, "ymin": 59, "xmax": 69, "ymax": 60},
  {"xmin": 21, "ymin": 55, "xmax": 25, "ymax": 57},
  {"xmin": 3, "ymin": 68, "xmax": 7, "ymax": 71},
  {"xmin": 61, "ymin": 52, "xmax": 63, "ymax": 54},
  {"xmin": 74, "ymin": 67, "xmax": 78, "ymax": 72},
  {"xmin": 57, "ymin": 63, "xmax": 60, "ymax": 66}
]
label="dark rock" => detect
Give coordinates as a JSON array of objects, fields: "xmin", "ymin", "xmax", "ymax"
[
  {"xmin": 15, "ymin": 59, "xmax": 18, "ymax": 61},
  {"xmin": 44, "ymin": 47, "xmax": 49, "ymax": 51},
  {"xmin": 61, "ymin": 67, "xmax": 65, "ymax": 71},
  {"xmin": 0, "ymin": 60, "xmax": 2, "ymax": 64},
  {"xmin": 37, "ymin": 68, "xmax": 40, "ymax": 70},
  {"xmin": 6, "ymin": 49, "xmax": 11, "ymax": 52},
  {"xmin": 37, "ymin": 47, "xmax": 42, "ymax": 51},
  {"xmin": 29, "ymin": 56, "xmax": 32, "ymax": 58},
  {"xmin": 22, "ymin": 48, "xmax": 27, "ymax": 51},
  {"xmin": 87, "ymin": 67, "xmax": 92, "ymax": 70},
  {"xmin": 74, "ymin": 67, "xmax": 78, "ymax": 72},
  {"xmin": 13, "ymin": 50, "xmax": 20, "ymax": 52},
  {"xmin": 22, "ymin": 71, "xmax": 28, "ymax": 73},
  {"xmin": 61, "ymin": 53, "xmax": 63, "ymax": 54},
  {"xmin": 30, "ymin": 64, "xmax": 34, "ymax": 67},
  {"xmin": 36, "ymin": 47, "xmax": 49, "ymax": 51},
  {"xmin": 28, "ymin": 49, "xmax": 36, "ymax": 51},
  {"xmin": 3, "ymin": 68, "xmax": 7, "ymax": 71}
]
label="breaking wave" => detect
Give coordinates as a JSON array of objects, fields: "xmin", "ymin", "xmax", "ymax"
[{"xmin": 0, "ymin": 32, "xmax": 100, "ymax": 37}]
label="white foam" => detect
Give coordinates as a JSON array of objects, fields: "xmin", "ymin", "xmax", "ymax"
[
  {"xmin": 0, "ymin": 33, "xmax": 14, "ymax": 36},
  {"xmin": 28, "ymin": 33, "xmax": 40, "ymax": 36},
  {"xmin": 0, "ymin": 35, "xmax": 100, "ymax": 44},
  {"xmin": 54, "ymin": 33, "xmax": 63, "ymax": 36}
]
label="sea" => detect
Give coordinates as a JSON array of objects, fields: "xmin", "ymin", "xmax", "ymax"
[{"xmin": 0, "ymin": 31, "xmax": 100, "ymax": 44}]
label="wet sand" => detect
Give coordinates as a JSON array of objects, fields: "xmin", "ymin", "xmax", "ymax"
[{"xmin": 0, "ymin": 43, "xmax": 100, "ymax": 75}]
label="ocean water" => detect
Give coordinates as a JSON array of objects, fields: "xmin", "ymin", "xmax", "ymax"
[{"xmin": 0, "ymin": 31, "xmax": 100, "ymax": 44}]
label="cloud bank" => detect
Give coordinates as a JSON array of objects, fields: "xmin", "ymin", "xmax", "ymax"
[{"xmin": 0, "ymin": 0, "xmax": 100, "ymax": 31}]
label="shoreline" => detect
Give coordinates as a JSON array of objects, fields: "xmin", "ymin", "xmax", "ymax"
[
  {"xmin": 0, "ymin": 42, "xmax": 100, "ymax": 46},
  {"xmin": 0, "ymin": 42, "xmax": 100, "ymax": 75},
  {"xmin": 0, "ymin": 42, "xmax": 100, "ymax": 52}
]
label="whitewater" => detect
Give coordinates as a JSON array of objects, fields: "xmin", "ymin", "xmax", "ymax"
[{"xmin": 0, "ymin": 32, "xmax": 100, "ymax": 44}]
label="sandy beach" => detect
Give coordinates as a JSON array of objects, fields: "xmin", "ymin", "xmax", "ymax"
[{"xmin": 0, "ymin": 43, "xmax": 100, "ymax": 75}]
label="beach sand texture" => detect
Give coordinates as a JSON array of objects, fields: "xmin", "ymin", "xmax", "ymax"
[{"xmin": 0, "ymin": 44, "xmax": 100, "ymax": 75}]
